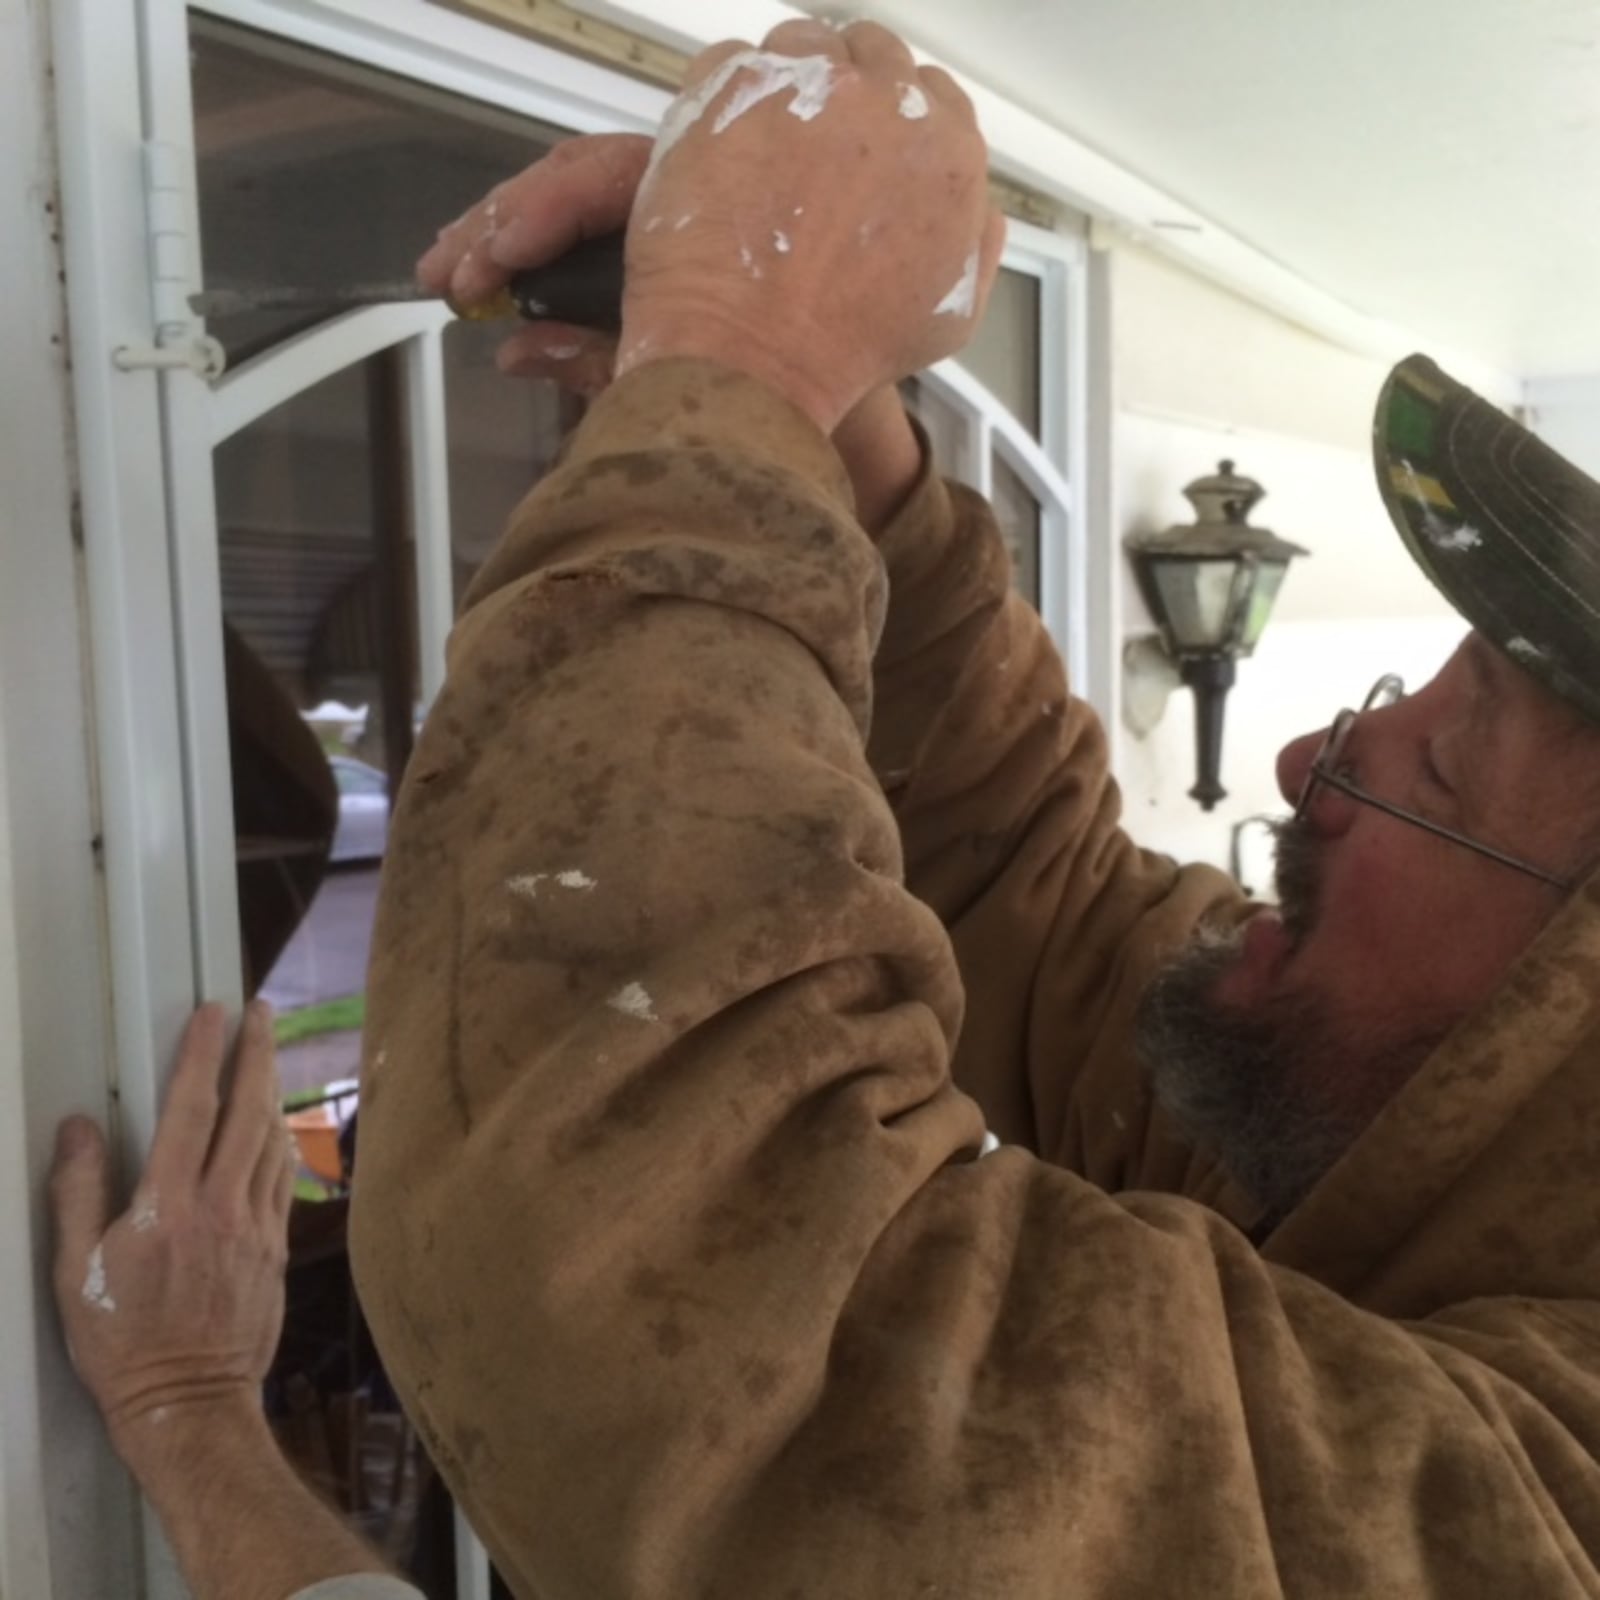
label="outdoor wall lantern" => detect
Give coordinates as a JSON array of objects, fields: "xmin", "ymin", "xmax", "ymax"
[{"xmin": 1123, "ymin": 461, "xmax": 1308, "ymax": 811}]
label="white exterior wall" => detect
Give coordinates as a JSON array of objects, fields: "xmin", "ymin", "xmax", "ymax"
[
  {"xmin": 1528, "ymin": 374, "xmax": 1600, "ymax": 480},
  {"xmin": 1, "ymin": 1, "xmax": 142, "ymax": 1593}
]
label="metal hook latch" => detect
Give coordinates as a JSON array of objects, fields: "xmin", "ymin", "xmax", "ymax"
[{"xmin": 112, "ymin": 336, "xmax": 228, "ymax": 379}]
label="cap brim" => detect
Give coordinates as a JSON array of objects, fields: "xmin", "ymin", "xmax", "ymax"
[{"xmin": 1374, "ymin": 355, "xmax": 1600, "ymax": 723}]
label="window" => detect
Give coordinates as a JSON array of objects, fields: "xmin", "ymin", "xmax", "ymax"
[{"xmin": 899, "ymin": 242, "xmax": 1081, "ymax": 643}]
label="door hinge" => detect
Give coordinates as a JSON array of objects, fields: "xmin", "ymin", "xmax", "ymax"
[{"xmin": 113, "ymin": 139, "xmax": 226, "ymax": 379}]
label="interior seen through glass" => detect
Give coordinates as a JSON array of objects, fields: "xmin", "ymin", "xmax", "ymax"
[{"xmin": 196, "ymin": 19, "xmax": 569, "ymax": 1593}]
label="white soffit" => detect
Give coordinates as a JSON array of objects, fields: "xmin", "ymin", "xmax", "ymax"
[
  {"xmin": 575, "ymin": 0, "xmax": 1590, "ymax": 400},
  {"xmin": 829, "ymin": 0, "xmax": 1598, "ymax": 389}
]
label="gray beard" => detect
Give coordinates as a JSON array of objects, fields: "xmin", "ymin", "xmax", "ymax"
[{"xmin": 1135, "ymin": 822, "xmax": 1446, "ymax": 1226}]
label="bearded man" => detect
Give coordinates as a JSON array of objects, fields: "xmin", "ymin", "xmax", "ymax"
[
  {"xmin": 339, "ymin": 22, "xmax": 1600, "ymax": 1599},
  {"xmin": 50, "ymin": 17, "xmax": 1600, "ymax": 1600}
]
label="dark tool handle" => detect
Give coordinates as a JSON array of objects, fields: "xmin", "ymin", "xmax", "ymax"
[{"xmin": 504, "ymin": 232, "xmax": 626, "ymax": 332}]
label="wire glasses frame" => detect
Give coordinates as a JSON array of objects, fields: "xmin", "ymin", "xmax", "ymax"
[{"xmin": 1293, "ymin": 674, "xmax": 1574, "ymax": 892}]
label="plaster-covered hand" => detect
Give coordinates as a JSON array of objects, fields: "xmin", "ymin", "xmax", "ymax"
[
  {"xmin": 51, "ymin": 1004, "xmax": 404, "ymax": 1599},
  {"xmin": 618, "ymin": 20, "xmax": 1004, "ymax": 430},
  {"xmin": 418, "ymin": 25, "xmax": 1001, "ymax": 434},
  {"xmin": 420, "ymin": 122, "xmax": 929, "ymax": 528},
  {"xmin": 50, "ymin": 1000, "xmax": 293, "ymax": 1462}
]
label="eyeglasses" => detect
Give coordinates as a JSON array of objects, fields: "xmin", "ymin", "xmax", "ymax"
[{"xmin": 1294, "ymin": 674, "xmax": 1574, "ymax": 892}]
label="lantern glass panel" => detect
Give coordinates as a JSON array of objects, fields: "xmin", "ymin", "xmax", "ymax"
[
  {"xmin": 1149, "ymin": 555, "xmax": 1247, "ymax": 651},
  {"xmin": 1240, "ymin": 559, "xmax": 1290, "ymax": 651}
]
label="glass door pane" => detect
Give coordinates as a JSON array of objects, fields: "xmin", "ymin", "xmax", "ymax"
[
  {"xmin": 992, "ymin": 452, "xmax": 1042, "ymax": 603},
  {"xmin": 959, "ymin": 266, "xmax": 1041, "ymax": 437},
  {"xmin": 215, "ymin": 341, "xmax": 439, "ymax": 1564},
  {"xmin": 444, "ymin": 320, "xmax": 581, "ymax": 607},
  {"xmin": 192, "ymin": 16, "xmax": 563, "ymax": 363},
  {"xmin": 192, "ymin": 17, "xmax": 577, "ymax": 1592}
]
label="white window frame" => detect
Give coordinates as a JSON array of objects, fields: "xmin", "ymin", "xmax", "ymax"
[
  {"xmin": 14, "ymin": 1, "xmax": 1102, "ymax": 1593},
  {"xmin": 930, "ymin": 216, "xmax": 1105, "ymax": 717}
]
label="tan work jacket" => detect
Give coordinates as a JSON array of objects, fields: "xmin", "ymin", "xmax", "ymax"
[{"xmin": 353, "ymin": 360, "xmax": 1600, "ymax": 1598}]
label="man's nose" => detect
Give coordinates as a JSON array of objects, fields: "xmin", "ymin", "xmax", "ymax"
[{"xmin": 1275, "ymin": 728, "xmax": 1325, "ymax": 811}]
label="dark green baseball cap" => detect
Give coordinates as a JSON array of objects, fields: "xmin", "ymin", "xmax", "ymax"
[{"xmin": 1374, "ymin": 354, "xmax": 1600, "ymax": 724}]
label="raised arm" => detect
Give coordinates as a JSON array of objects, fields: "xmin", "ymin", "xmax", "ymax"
[{"xmin": 861, "ymin": 414, "xmax": 1247, "ymax": 1183}]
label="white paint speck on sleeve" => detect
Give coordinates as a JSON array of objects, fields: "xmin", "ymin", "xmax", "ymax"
[
  {"xmin": 773, "ymin": 230, "xmax": 792, "ymax": 255},
  {"xmin": 607, "ymin": 983, "xmax": 660, "ymax": 1023},
  {"xmin": 509, "ymin": 870, "xmax": 597, "ymax": 898}
]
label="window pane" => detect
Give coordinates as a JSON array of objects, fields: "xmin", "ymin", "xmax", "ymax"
[
  {"xmin": 214, "ymin": 358, "xmax": 398, "ymax": 1031},
  {"xmin": 991, "ymin": 452, "xmax": 1042, "ymax": 607},
  {"xmin": 445, "ymin": 320, "xmax": 579, "ymax": 607},
  {"xmin": 957, "ymin": 266, "xmax": 1041, "ymax": 439},
  {"xmin": 896, "ymin": 378, "xmax": 1043, "ymax": 611},
  {"xmin": 194, "ymin": 17, "xmax": 569, "ymax": 1591},
  {"xmin": 191, "ymin": 16, "xmax": 563, "ymax": 363}
]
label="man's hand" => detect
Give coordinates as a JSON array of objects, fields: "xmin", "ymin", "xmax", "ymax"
[
  {"xmin": 421, "ymin": 21, "xmax": 1002, "ymax": 435},
  {"xmin": 50, "ymin": 1004, "xmax": 409, "ymax": 1600},
  {"xmin": 418, "ymin": 131, "xmax": 652, "ymax": 393},
  {"xmin": 621, "ymin": 20, "xmax": 1002, "ymax": 430},
  {"xmin": 50, "ymin": 1001, "xmax": 293, "ymax": 1463}
]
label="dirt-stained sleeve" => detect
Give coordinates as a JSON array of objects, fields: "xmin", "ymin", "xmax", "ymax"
[
  {"xmin": 866, "ymin": 447, "xmax": 1248, "ymax": 1192},
  {"xmin": 349, "ymin": 361, "xmax": 1600, "ymax": 1600}
]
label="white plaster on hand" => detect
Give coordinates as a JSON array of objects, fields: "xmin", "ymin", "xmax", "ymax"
[
  {"xmin": 934, "ymin": 250, "xmax": 981, "ymax": 318},
  {"xmin": 82, "ymin": 1243, "xmax": 116, "ymax": 1315},
  {"xmin": 898, "ymin": 83, "xmax": 930, "ymax": 119},
  {"xmin": 642, "ymin": 50, "xmax": 838, "ymax": 193}
]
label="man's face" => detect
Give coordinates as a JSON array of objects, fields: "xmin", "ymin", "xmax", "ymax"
[{"xmin": 1140, "ymin": 633, "xmax": 1600, "ymax": 1221}]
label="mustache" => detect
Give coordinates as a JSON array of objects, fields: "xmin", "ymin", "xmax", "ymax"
[{"xmin": 1268, "ymin": 814, "xmax": 1324, "ymax": 943}]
